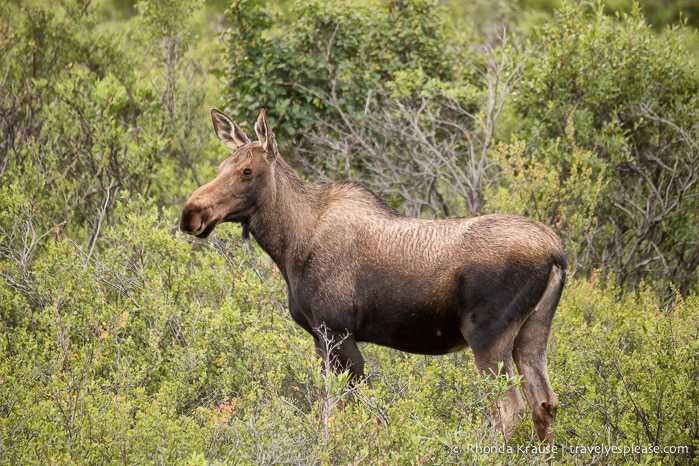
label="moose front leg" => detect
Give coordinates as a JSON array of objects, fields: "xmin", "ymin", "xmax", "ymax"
[
  {"xmin": 311, "ymin": 325, "xmax": 366, "ymax": 416},
  {"xmin": 312, "ymin": 324, "xmax": 366, "ymax": 385}
]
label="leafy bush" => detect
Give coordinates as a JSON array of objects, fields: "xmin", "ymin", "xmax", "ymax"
[
  {"xmin": 510, "ymin": 2, "xmax": 699, "ymax": 294},
  {"xmin": 219, "ymin": 0, "xmax": 456, "ymax": 154},
  {"xmin": 551, "ymin": 278, "xmax": 698, "ymax": 464},
  {"xmin": 486, "ymin": 138, "xmax": 607, "ymax": 275},
  {"xmin": 2, "ymin": 203, "xmax": 696, "ymax": 464}
]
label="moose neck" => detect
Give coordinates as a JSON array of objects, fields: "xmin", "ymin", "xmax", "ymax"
[{"xmin": 247, "ymin": 158, "xmax": 318, "ymax": 279}]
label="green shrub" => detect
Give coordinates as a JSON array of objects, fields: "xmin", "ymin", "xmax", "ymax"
[
  {"xmin": 4, "ymin": 201, "xmax": 696, "ymax": 464},
  {"xmin": 219, "ymin": 0, "xmax": 455, "ymax": 155},
  {"xmin": 511, "ymin": 1, "xmax": 699, "ymax": 294},
  {"xmin": 551, "ymin": 278, "xmax": 698, "ymax": 464},
  {"xmin": 485, "ymin": 138, "xmax": 607, "ymax": 275}
]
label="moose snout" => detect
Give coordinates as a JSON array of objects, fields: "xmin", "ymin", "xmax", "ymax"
[{"xmin": 179, "ymin": 202, "xmax": 213, "ymax": 237}]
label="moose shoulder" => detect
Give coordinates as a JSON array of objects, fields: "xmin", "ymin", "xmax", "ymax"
[{"xmin": 180, "ymin": 108, "xmax": 567, "ymax": 447}]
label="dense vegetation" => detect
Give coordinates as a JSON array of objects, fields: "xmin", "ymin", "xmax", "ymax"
[{"xmin": 1, "ymin": 0, "xmax": 697, "ymax": 463}]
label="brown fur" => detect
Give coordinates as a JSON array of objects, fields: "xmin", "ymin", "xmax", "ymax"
[{"xmin": 180, "ymin": 109, "xmax": 567, "ymax": 447}]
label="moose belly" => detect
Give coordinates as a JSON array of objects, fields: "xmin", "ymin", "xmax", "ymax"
[
  {"xmin": 347, "ymin": 264, "xmax": 470, "ymax": 355},
  {"xmin": 354, "ymin": 303, "xmax": 468, "ymax": 355}
]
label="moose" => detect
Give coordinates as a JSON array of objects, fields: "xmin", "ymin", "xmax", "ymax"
[{"xmin": 180, "ymin": 108, "xmax": 567, "ymax": 446}]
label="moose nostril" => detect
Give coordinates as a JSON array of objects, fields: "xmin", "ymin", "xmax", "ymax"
[
  {"xmin": 180, "ymin": 207, "xmax": 204, "ymax": 235},
  {"xmin": 197, "ymin": 211, "xmax": 211, "ymax": 231},
  {"xmin": 180, "ymin": 201, "xmax": 214, "ymax": 236}
]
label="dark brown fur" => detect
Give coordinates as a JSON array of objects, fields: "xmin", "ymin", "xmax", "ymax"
[{"xmin": 180, "ymin": 109, "xmax": 567, "ymax": 446}]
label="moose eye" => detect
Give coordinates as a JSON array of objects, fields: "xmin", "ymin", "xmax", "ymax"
[{"xmin": 242, "ymin": 168, "xmax": 252, "ymax": 177}]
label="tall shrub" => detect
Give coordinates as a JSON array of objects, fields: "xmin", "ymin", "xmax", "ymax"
[{"xmin": 506, "ymin": 2, "xmax": 699, "ymax": 293}]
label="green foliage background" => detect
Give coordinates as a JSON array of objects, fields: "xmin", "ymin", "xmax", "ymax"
[{"xmin": 0, "ymin": 0, "xmax": 697, "ymax": 464}]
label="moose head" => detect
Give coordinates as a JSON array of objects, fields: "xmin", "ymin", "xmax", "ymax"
[{"xmin": 179, "ymin": 109, "xmax": 279, "ymax": 239}]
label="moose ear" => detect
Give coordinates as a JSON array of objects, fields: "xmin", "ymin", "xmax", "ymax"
[
  {"xmin": 254, "ymin": 108, "xmax": 278, "ymax": 158},
  {"xmin": 211, "ymin": 108, "xmax": 250, "ymax": 150}
]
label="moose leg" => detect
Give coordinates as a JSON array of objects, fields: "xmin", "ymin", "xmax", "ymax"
[
  {"xmin": 513, "ymin": 312, "xmax": 558, "ymax": 447},
  {"xmin": 464, "ymin": 324, "xmax": 526, "ymax": 442},
  {"xmin": 512, "ymin": 266, "xmax": 563, "ymax": 447},
  {"xmin": 312, "ymin": 326, "xmax": 366, "ymax": 384},
  {"xmin": 312, "ymin": 328, "xmax": 366, "ymax": 415},
  {"xmin": 478, "ymin": 355, "xmax": 526, "ymax": 442}
]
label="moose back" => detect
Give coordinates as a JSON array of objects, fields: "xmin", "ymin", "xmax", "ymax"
[{"xmin": 180, "ymin": 109, "xmax": 567, "ymax": 446}]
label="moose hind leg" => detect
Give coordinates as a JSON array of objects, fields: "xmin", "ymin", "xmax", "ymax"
[
  {"xmin": 513, "ymin": 325, "xmax": 557, "ymax": 445},
  {"xmin": 465, "ymin": 325, "xmax": 526, "ymax": 442},
  {"xmin": 512, "ymin": 273, "xmax": 562, "ymax": 446}
]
